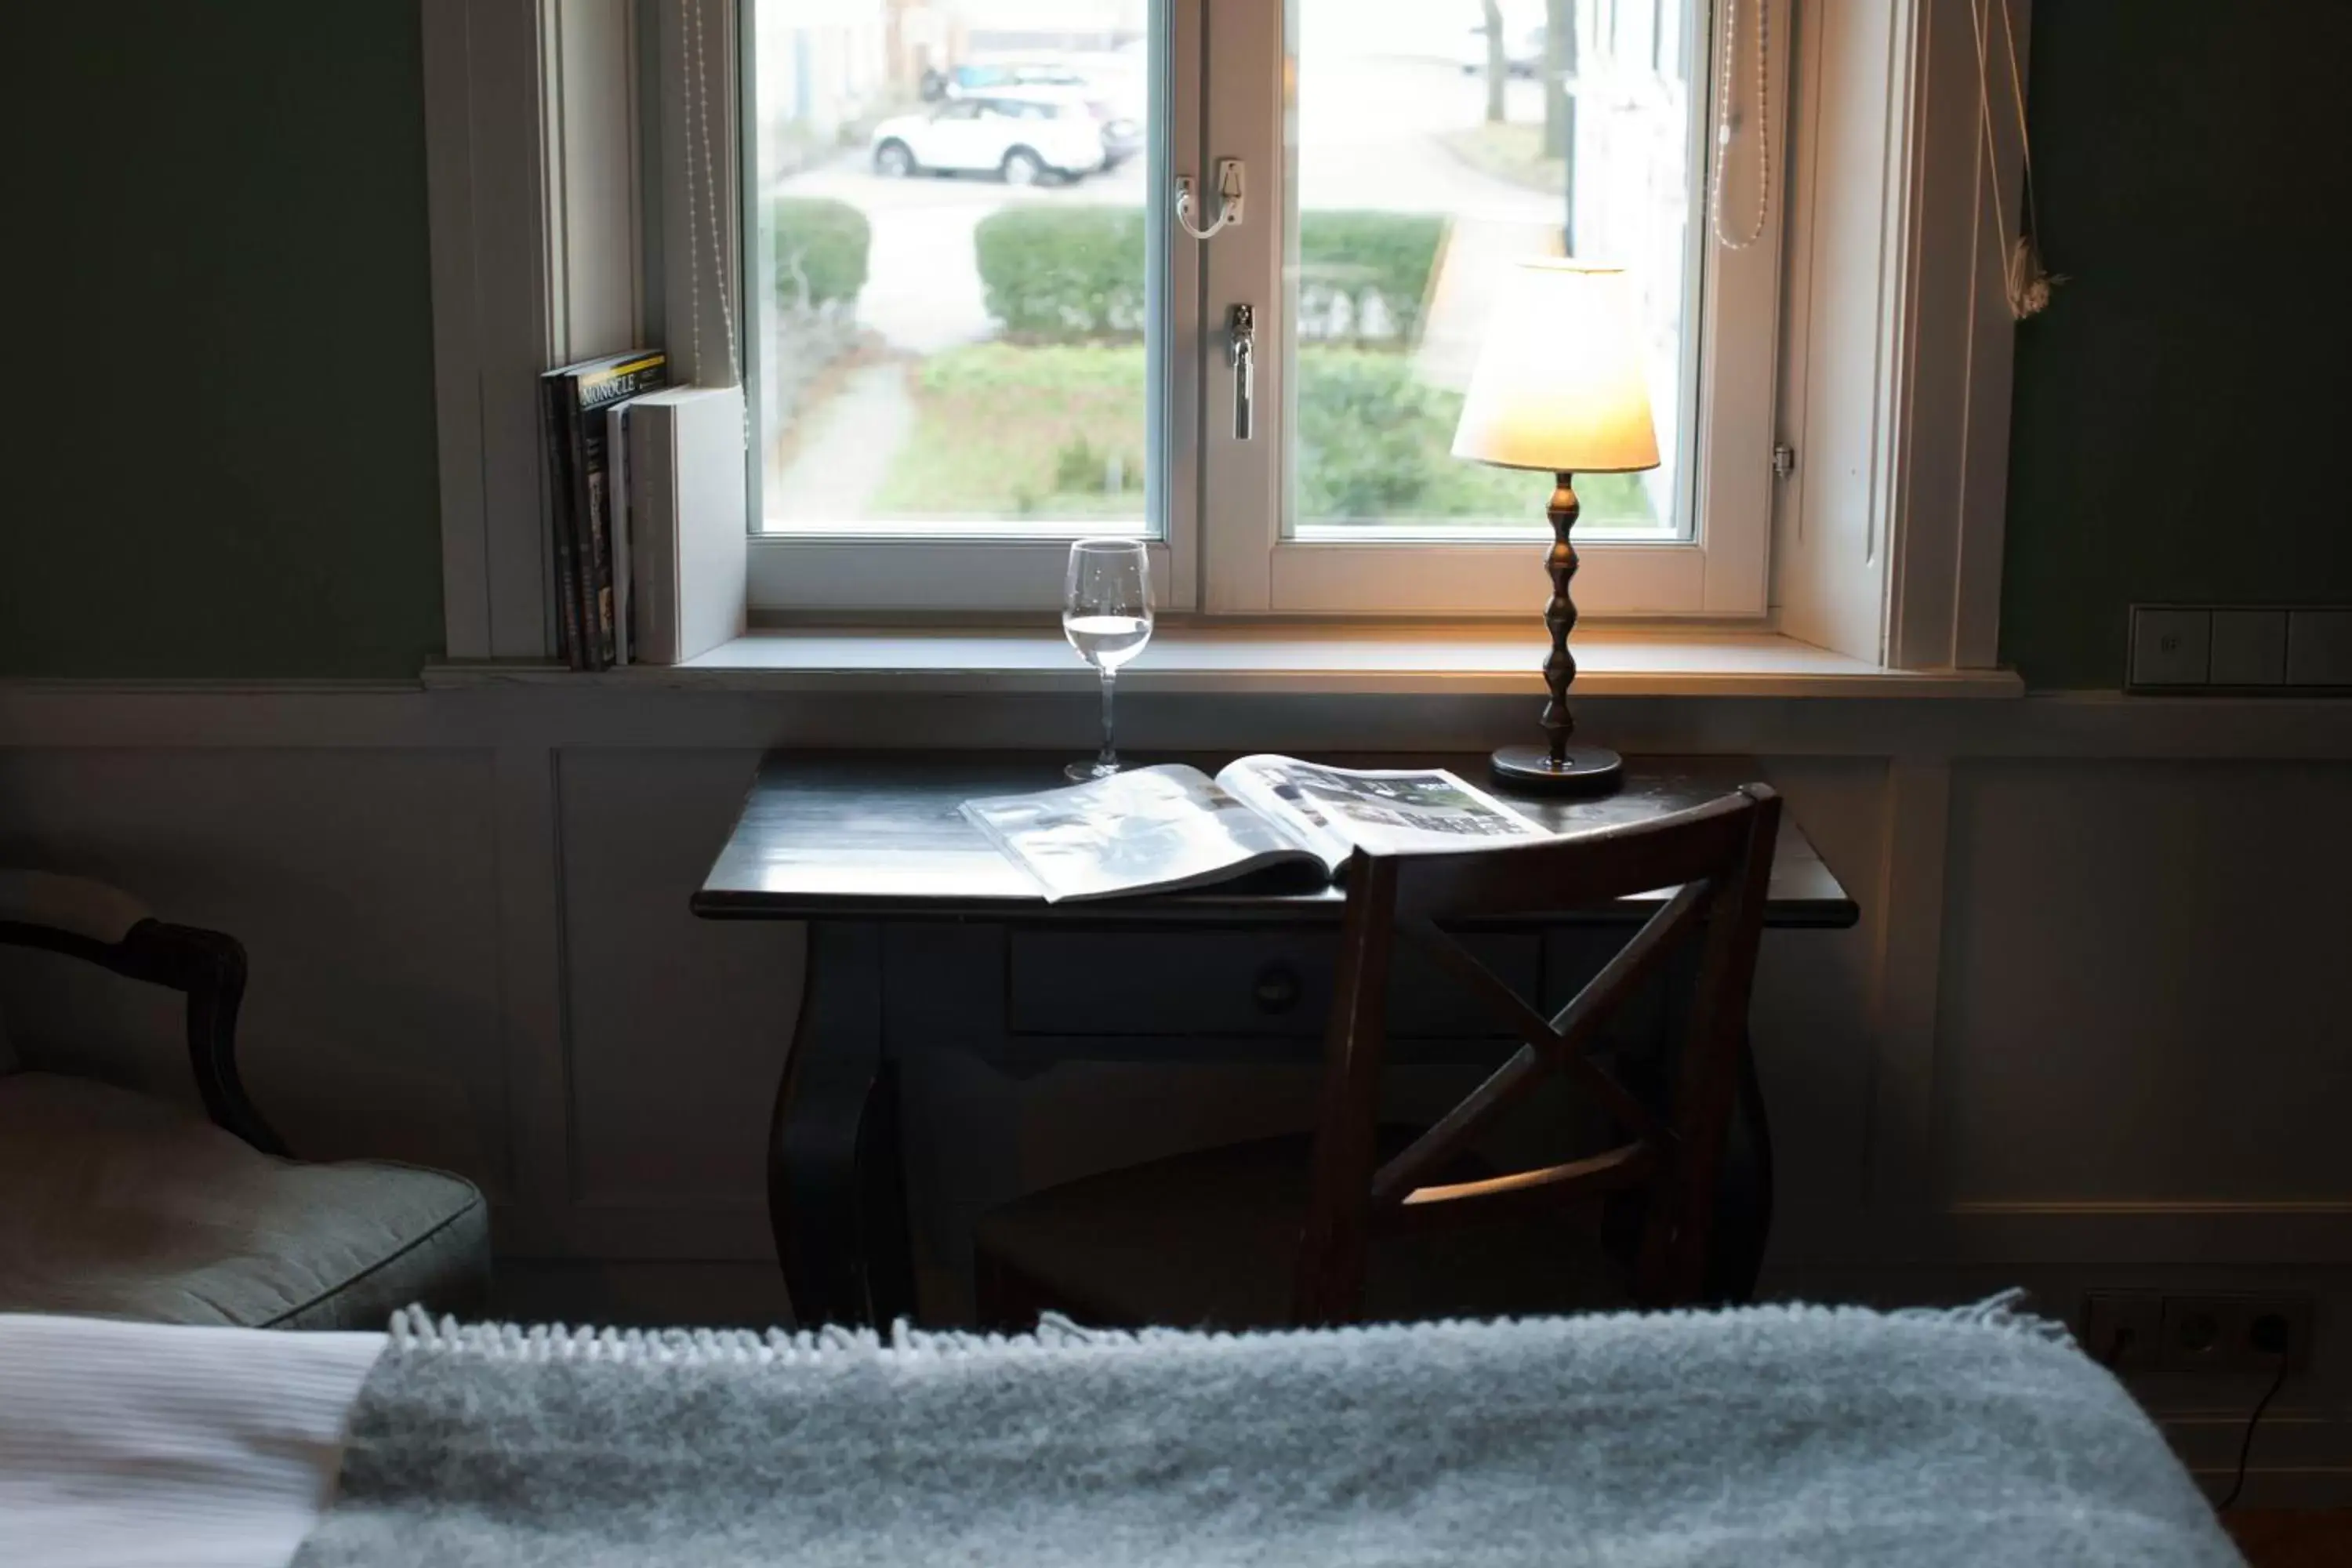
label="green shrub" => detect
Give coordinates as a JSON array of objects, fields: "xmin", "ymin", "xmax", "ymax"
[
  {"xmin": 1052, "ymin": 435, "xmax": 1140, "ymax": 495},
  {"xmin": 969, "ymin": 208, "xmax": 1446, "ymax": 345},
  {"xmin": 1294, "ymin": 347, "xmax": 1654, "ymax": 524},
  {"xmin": 1294, "ymin": 350, "xmax": 1458, "ymax": 517},
  {"xmin": 1297, "ymin": 211, "xmax": 1448, "ymax": 345},
  {"xmin": 974, "ymin": 207, "xmax": 1149, "ymax": 339},
  {"xmin": 771, "ymin": 197, "xmax": 871, "ymax": 310}
]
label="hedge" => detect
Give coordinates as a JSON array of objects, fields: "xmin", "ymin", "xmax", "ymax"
[
  {"xmin": 1297, "ymin": 210, "xmax": 1448, "ymax": 345},
  {"xmin": 972, "ymin": 207, "xmax": 1446, "ymax": 343},
  {"xmin": 771, "ymin": 197, "xmax": 871, "ymax": 310},
  {"xmin": 974, "ymin": 205, "xmax": 1151, "ymax": 339}
]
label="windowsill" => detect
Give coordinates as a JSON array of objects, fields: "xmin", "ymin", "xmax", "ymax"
[{"xmin": 423, "ymin": 626, "xmax": 2025, "ymax": 699}]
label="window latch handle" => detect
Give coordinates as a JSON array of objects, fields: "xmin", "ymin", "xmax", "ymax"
[
  {"xmin": 1176, "ymin": 159, "xmax": 1245, "ymax": 241},
  {"xmin": 1228, "ymin": 304, "xmax": 1256, "ymax": 441}
]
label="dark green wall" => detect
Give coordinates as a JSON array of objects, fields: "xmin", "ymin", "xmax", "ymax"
[
  {"xmin": 1, "ymin": 3, "xmax": 442, "ymax": 678},
  {"xmin": 2002, "ymin": 1, "xmax": 2352, "ymax": 688}
]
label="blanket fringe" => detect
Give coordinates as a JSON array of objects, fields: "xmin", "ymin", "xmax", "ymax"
[
  {"xmin": 1894, "ymin": 1288, "xmax": 2076, "ymax": 1347},
  {"xmin": 388, "ymin": 1290, "xmax": 2075, "ymax": 1368}
]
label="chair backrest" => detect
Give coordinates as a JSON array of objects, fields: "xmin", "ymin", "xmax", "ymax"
[{"xmin": 1290, "ymin": 784, "xmax": 1782, "ymax": 1324}]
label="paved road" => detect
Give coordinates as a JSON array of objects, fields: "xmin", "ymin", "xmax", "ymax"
[
  {"xmin": 768, "ymin": 360, "xmax": 919, "ymax": 524},
  {"xmin": 1297, "ymin": 56, "xmax": 1554, "ymax": 218}
]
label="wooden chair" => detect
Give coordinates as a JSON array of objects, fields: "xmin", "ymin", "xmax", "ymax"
[{"xmin": 974, "ymin": 784, "xmax": 1782, "ymax": 1329}]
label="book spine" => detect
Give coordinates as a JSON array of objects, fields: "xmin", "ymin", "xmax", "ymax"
[
  {"xmin": 540, "ymin": 376, "xmax": 584, "ymax": 669},
  {"xmin": 630, "ymin": 402, "xmax": 671, "ymax": 665},
  {"xmin": 564, "ymin": 384, "xmax": 608, "ymax": 670},
  {"xmin": 608, "ymin": 405, "xmax": 632, "ymax": 667},
  {"xmin": 581, "ymin": 408, "xmax": 618, "ymax": 670}
]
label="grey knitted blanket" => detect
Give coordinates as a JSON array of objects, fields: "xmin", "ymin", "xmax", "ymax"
[{"xmin": 295, "ymin": 1297, "xmax": 2241, "ymax": 1567}]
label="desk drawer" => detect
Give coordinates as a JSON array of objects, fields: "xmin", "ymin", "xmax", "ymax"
[{"xmin": 1007, "ymin": 930, "xmax": 1541, "ymax": 1040}]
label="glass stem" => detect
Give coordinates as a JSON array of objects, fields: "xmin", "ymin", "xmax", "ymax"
[{"xmin": 1098, "ymin": 666, "xmax": 1118, "ymax": 770}]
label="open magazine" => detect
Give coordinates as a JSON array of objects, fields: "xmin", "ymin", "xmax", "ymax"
[{"xmin": 960, "ymin": 757, "xmax": 1551, "ymax": 903}]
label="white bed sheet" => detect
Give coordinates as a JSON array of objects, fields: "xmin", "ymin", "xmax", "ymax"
[{"xmin": 0, "ymin": 1313, "xmax": 385, "ymax": 1568}]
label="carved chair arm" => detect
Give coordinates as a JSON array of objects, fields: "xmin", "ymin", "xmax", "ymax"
[{"xmin": 0, "ymin": 872, "xmax": 287, "ymax": 1155}]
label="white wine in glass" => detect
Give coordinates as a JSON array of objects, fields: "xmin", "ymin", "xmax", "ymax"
[{"xmin": 1063, "ymin": 539, "xmax": 1153, "ymax": 782}]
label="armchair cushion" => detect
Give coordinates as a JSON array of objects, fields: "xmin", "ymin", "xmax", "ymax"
[{"xmin": 0, "ymin": 1073, "xmax": 488, "ymax": 1330}]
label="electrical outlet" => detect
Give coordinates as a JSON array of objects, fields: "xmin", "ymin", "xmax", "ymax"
[
  {"xmin": 2082, "ymin": 1292, "xmax": 2165, "ymax": 1371},
  {"xmin": 2082, "ymin": 1291, "xmax": 2313, "ymax": 1374},
  {"xmin": 2158, "ymin": 1293, "xmax": 2314, "ymax": 1374}
]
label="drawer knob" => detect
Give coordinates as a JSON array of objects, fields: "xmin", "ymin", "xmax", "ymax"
[{"xmin": 1252, "ymin": 961, "xmax": 1301, "ymax": 1014}]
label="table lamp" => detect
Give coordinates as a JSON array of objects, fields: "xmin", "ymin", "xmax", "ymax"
[{"xmin": 1452, "ymin": 261, "xmax": 1661, "ymax": 793}]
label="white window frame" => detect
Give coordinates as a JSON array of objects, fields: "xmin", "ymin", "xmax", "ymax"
[
  {"xmin": 1200, "ymin": 0, "xmax": 1784, "ymax": 619},
  {"xmin": 424, "ymin": 0, "xmax": 2027, "ymax": 673},
  {"xmin": 737, "ymin": 0, "xmax": 1202, "ymax": 616}
]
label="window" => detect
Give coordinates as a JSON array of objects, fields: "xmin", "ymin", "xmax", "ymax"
[
  {"xmin": 750, "ymin": 5, "xmax": 1159, "ymax": 547},
  {"xmin": 739, "ymin": 0, "xmax": 1780, "ymax": 617},
  {"xmin": 742, "ymin": 0, "xmax": 1183, "ymax": 612},
  {"xmin": 425, "ymin": 0, "xmax": 2020, "ymax": 670},
  {"xmin": 1285, "ymin": 2, "xmax": 1692, "ymax": 545}
]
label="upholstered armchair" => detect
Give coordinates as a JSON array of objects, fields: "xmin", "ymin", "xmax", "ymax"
[{"xmin": 0, "ymin": 872, "xmax": 488, "ymax": 1328}]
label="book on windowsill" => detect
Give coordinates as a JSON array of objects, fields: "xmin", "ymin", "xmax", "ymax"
[
  {"xmin": 542, "ymin": 349, "xmax": 669, "ymax": 669},
  {"xmin": 960, "ymin": 757, "xmax": 1550, "ymax": 904}
]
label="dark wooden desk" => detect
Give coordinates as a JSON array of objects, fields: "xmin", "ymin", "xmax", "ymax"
[{"xmin": 695, "ymin": 753, "xmax": 1857, "ymax": 1327}]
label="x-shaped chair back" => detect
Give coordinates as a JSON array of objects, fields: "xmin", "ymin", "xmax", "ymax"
[{"xmin": 1291, "ymin": 785, "xmax": 1781, "ymax": 1323}]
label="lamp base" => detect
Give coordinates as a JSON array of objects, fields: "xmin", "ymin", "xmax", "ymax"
[{"xmin": 1490, "ymin": 743, "xmax": 1623, "ymax": 795}]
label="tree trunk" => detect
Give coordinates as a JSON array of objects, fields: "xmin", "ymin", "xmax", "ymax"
[
  {"xmin": 1547, "ymin": 0, "xmax": 1579, "ymax": 254},
  {"xmin": 1543, "ymin": 0, "xmax": 1577, "ymax": 157},
  {"xmin": 1483, "ymin": 0, "xmax": 1508, "ymax": 124}
]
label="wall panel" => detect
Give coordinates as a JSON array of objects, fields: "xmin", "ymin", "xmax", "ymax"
[
  {"xmin": 556, "ymin": 747, "xmax": 800, "ymax": 1221},
  {"xmin": 1938, "ymin": 760, "xmax": 2352, "ymax": 1208},
  {"xmin": 0, "ymin": 746, "xmax": 502, "ymax": 1184}
]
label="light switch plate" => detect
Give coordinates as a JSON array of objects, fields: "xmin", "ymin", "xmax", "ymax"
[
  {"xmin": 2128, "ymin": 607, "xmax": 2211, "ymax": 688},
  {"xmin": 2286, "ymin": 609, "xmax": 2352, "ymax": 686},
  {"xmin": 2209, "ymin": 610, "xmax": 2288, "ymax": 686}
]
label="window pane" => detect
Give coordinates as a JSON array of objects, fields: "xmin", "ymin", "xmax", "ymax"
[
  {"xmin": 1287, "ymin": 0, "xmax": 1699, "ymax": 541},
  {"xmin": 749, "ymin": 2, "xmax": 1156, "ymax": 538}
]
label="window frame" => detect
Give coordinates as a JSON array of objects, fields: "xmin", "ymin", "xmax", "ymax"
[
  {"xmin": 1201, "ymin": 0, "xmax": 1786, "ymax": 619},
  {"xmin": 739, "ymin": 0, "xmax": 1200, "ymax": 617},
  {"xmin": 423, "ymin": 0, "xmax": 2028, "ymax": 673},
  {"xmin": 739, "ymin": 0, "xmax": 1780, "ymax": 619}
]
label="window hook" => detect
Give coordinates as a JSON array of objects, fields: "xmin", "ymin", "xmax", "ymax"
[{"xmin": 1174, "ymin": 158, "xmax": 1245, "ymax": 241}]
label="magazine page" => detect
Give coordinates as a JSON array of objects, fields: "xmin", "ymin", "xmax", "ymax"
[
  {"xmin": 1216, "ymin": 757, "xmax": 1552, "ymax": 862},
  {"xmin": 960, "ymin": 765, "xmax": 1323, "ymax": 903}
]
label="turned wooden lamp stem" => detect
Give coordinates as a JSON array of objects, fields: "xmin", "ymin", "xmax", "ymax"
[
  {"xmin": 1541, "ymin": 471, "xmax": 1581, "ymax": 768},
  {"xmin": 1450, "ymin": 262, "xmax": 1655, "ymax": 794}
]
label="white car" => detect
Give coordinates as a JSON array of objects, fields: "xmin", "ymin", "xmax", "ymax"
[{"xmin": 870, "ymin": 96, "xmax": 1107, "ymax": 186}]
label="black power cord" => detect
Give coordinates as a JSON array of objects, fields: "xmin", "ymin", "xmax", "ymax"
[{"xmin": 2216, "ymin": 1314, "xmax": 2294, "ymax": 1513}]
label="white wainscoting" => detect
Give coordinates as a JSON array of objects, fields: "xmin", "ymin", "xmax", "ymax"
[{"xmin": 0, "ymin": 683, "xmax": 2346, "ymax": 1500}]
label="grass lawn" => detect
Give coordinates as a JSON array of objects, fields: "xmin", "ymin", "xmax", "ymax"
[
  {"xmin": 869, "ymin": 340, "xmax": 1656, "ymax": 530},
  {"xmin": 869, "ymin": 343, "xmax": 1149, "ymax": 520}
]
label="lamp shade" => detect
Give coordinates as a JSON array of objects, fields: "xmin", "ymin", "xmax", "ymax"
[{"xmin": 1450, "ymin": 262, "xmax": 1661, "ymax": 474}]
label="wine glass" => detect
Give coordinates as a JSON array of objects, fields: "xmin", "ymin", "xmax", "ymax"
[{"xmin": 1062, "ymin": 538, "xmax": 1153, "ymax": 782}]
